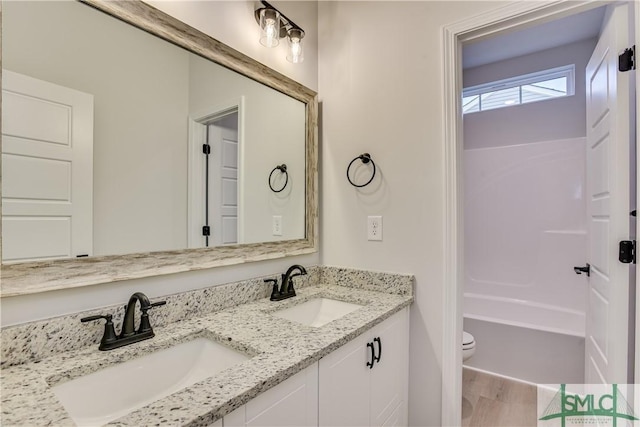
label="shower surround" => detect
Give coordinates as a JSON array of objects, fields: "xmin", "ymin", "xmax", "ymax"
[{"xmin": 463, "ymin": 137, "xmax": 587, "ymax": 384}]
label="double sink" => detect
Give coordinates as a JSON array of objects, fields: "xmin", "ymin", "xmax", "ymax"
[{"xmin": 52, "ymin": 297, "xmax": 363, "ymax": 425}]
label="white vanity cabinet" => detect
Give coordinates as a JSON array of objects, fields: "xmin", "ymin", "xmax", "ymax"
[
  {"xmin": 318, "ymin": 308, "xmax": 409, "ymax": 427},
  {"xmin": 222, "ymin": 362, "xmax": 318, "ymax": 427},
  {"xmin": 211, "ymin": 307, "xmax": 409, "ymax": 427}
]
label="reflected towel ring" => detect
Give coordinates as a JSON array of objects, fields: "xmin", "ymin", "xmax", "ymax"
[
  {"xmin": 347, "ymin": 153, "xmax": 376, "ymax": 187},
  {"xmin": 269, "ymin": 164, "xmax": 289, "ymax": 193}
]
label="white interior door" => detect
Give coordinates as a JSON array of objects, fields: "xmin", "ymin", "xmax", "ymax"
[
  {"xmin": 187, "ymin": 101, "xmax": 243, "ymax": 249},
  {"xmin": 210, "ymin": 113, "xmax": 239, "ymax": 246},
  {"xmin": 585, "ymin": 3, "xmax": 635, "ymax": 384},
  {"xmin": 2, "ymin": 70, "xmax": 93, "ymax": 262}
]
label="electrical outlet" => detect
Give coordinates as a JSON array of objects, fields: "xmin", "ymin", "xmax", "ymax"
[
  {"xmin": 272, "ymin": 215, "xmax": 283, "ymax": 236},
  {"xmin": 367, "ymin": 216, "xmax": 383, "ymax": 241}
]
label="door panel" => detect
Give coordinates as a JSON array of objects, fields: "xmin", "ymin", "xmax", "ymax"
[
  {"xmin": 3, "ymin": 89, "xmax": 71, "ymax": 145},
  {"xmin": 2, "ymin": 217, "xmax": 71, "ymax": 260},
  {"xmin": 589, "ymin": 286, "xmax": 609, "ymax": 361},
  {"xmin": 2, "ymin": 154, "xmax": 71, "ymax": 201}
]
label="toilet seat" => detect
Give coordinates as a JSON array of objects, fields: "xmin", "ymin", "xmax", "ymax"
[
  {"xmin": 463, "ymin": 331, "xmax": 475, "ymax": 348},
  {"xmin": 462, "ymin": 331, "xmax": 475, "ymax": 361}
]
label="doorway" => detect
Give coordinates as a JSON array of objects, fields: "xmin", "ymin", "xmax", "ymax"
[
  {"xmin": 187, "ymin": 99, "xmax": 244, "ymax": 248},
  {"xmin": 462, "ymin": 10, "xmax": 601, "ymax": 386},
  {"xmin": 441, "ymin": 1, "xmax": 639, "ymax": 425}
]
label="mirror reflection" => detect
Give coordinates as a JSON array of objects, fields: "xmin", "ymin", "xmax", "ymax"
[{"xmin": 1, "ymin": 0, "xmax": 306, "ymax": 264}]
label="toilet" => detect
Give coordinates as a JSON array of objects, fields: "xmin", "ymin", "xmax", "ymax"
[{"xmin": 463, "ymin": 331, "xmax": 476, "ymax": 361}]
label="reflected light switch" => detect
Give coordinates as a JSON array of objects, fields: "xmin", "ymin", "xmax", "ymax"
[{"xmin": 273, "ymin": 216, "xmax": 283, "ymax": 236}]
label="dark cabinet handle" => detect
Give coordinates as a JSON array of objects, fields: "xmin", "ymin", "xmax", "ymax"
[
  {"xmin": 373, "ymin": 337, "xmax": 382, "ymax": 364},
  {"xmin": 366, "ymin": 342, "xmax": 375, "ymax": 369}
]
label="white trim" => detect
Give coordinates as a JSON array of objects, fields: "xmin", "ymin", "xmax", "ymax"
[
  {"xmin": 187, "ymin": 118, "xmax": 206, "ymax": 249},
  {"xmin": 462, "ymin": 366, "xmax": 539, "ymax": 388},
  {"xmin": 441, "ymin": 1, "xmax": 617, "ymax": 426},
  {"xmin": 441, "ymin": 19, "xmax": 463, "ymax": 427},
  {"xmin": 237, "ymin": 98, "xmax": 246, "ymax": 244},
  {"xmin": 635, "ymin": 0, "xmax": 640, "ymax": 400}
]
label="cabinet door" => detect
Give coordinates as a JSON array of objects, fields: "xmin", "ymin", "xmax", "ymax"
[
  {"xmin": 370, "ymin": 309, "xmax": 409, "ymax": 427},
  {"xmin": 223, "ymin": 406, "xmax": 245, "ymax": 427},
  {"xmin": 381, "ymin": 401, "xmax": 404, "ymax": 427},
  {"xmin": 224, "ymin": 362, "xmax": 318, "ymax": 427},
  {"xmin": 318, "ymin": 333, "xmax": 371, "ymax": 426}
]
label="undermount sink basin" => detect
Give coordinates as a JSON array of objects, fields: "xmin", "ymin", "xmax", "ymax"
[
  {"xmin": 52, "ymin": 337, "xmax": 249, "ymax": 426},
  {"xmin": 272, "ymin": 298, "xmax": 363, "ymax": 327}
]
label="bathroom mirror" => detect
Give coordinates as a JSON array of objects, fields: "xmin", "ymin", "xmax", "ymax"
[{"xmin": 0, "ymin": 0, "xmax": 318, "ymax": 296}]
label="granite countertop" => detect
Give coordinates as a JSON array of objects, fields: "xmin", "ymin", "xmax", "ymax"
[{"xmin": 1, "ymin": 284, "xmax": 413, "ymax": 426}]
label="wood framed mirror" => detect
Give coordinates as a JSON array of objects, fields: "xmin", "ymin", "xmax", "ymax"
[{"xmin": 0, "ymin": 0, "xmax": 318, "ymax": 297}]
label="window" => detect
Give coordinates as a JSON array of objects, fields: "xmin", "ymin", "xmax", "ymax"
[{"xmin": 462, "ymin": 65, "xmax": 575, "ymax": 114}]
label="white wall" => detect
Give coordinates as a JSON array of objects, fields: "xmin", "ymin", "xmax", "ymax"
[
  {"xmin": 463, "ymin": 38, "xmax": 597, "ymax": 149},
  {"xmin": 3, "ymin": 0, "xmax": 191, "ymax": 256},
  {"xmin": 189, "ymin": 55, "xmax": 306, "ymax": 243},
  {"xmin": 318, "ymin": 2, "xmax": 503, "ymax": 425},
  {"xmin": 464, "ymin": 138, "xmax": 587, "ymax": 315},
  {"xmin": 1, "ymin": 2, "xmax": 319, "ymax": 324},
  {"xmin": 146, "ymin": 0, "xmax": 318, "ymax": 92}
]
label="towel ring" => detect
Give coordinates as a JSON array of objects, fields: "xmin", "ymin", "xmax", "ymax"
[
  {"xmin": 269, "ymin": 164, "xmax": 288, "ymax": 193},
  {"xmin": 347, "ymin": 153, "xmax": 376, "ymax": 188}
]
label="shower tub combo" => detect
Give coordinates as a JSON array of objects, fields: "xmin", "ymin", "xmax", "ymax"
[
  {"xmin": 464, "ymin": 138, "xmax": 588, "ymax": 385},
  {"xmin": 463, "ymin": 293, "xmax": 585, "ymax": 384}
]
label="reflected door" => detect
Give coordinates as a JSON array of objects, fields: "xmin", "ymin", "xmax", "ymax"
[
  {"xmin": 1, "ymin": 70, "xmax": 93, "ymax": 262},
  {"xmin": 209, "ymin": 113, "xmax": 239, "ymax": 246}
]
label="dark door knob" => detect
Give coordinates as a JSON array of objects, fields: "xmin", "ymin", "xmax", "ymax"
[{"xmin": 573, "ymin": 264, "xmax": 590, "ymax": 277}]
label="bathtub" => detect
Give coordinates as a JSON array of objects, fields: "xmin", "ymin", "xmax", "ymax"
[{"xmin": 463, "ymin": 293, "xmax": 585, "ymax": 384}]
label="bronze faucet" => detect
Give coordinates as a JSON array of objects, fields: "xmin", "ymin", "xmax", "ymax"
[
  {"xmin": 81, "ymin": 292, "xmax": 166, "ymax": 350},
  {"xmin": 268, "ymin": 264, "xmax": 307, "ymax": 301}
]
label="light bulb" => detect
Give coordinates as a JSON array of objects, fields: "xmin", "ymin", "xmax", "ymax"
[
  {"xmin": 265, "ymin": 18, "xmax": 277, "ymax": 46},
  {"xmin": 286, "ymin": 28, "xmax": 304, "ymax": 63},
  {"xmin": 260, "ymin": 9, "xmax": 280, "ymax": 48}
]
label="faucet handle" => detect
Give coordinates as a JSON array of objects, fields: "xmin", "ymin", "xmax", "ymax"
[
  {"xmin": 265, "ymin": 278, "xmax": 280, "ymax": 300},
  {"xmin": 81, "ymin": 314, "xmax": 117, "ymax": 349},
  {"xmin": 137, "ymin": 300, "xmax": 166, "ymax": 334},
  {"xmin": 81, "ymin": 314, "xmax": 112, "ymax": 323}
]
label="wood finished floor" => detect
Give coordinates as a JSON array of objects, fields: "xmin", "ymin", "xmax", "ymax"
[{"xmin": 462, "ymin": 368, "xmax": 537, "ymax": 427}]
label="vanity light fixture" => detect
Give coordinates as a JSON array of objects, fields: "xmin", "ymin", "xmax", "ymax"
[
  {"xmin": 255, "ymin": 1, "xmax": 305, "ymax": 63},
  {"xmin": 258, "ymin": 7, "xmax": 281, "ymax": 47},
  {"xmin": 286, "ymin": 28, "xmax": 304, "ymax": 63}
]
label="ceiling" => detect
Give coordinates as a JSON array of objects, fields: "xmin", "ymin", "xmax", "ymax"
[{"xmin": 463, "ymin": 6, "xmax": 606, "ymax": 69}]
